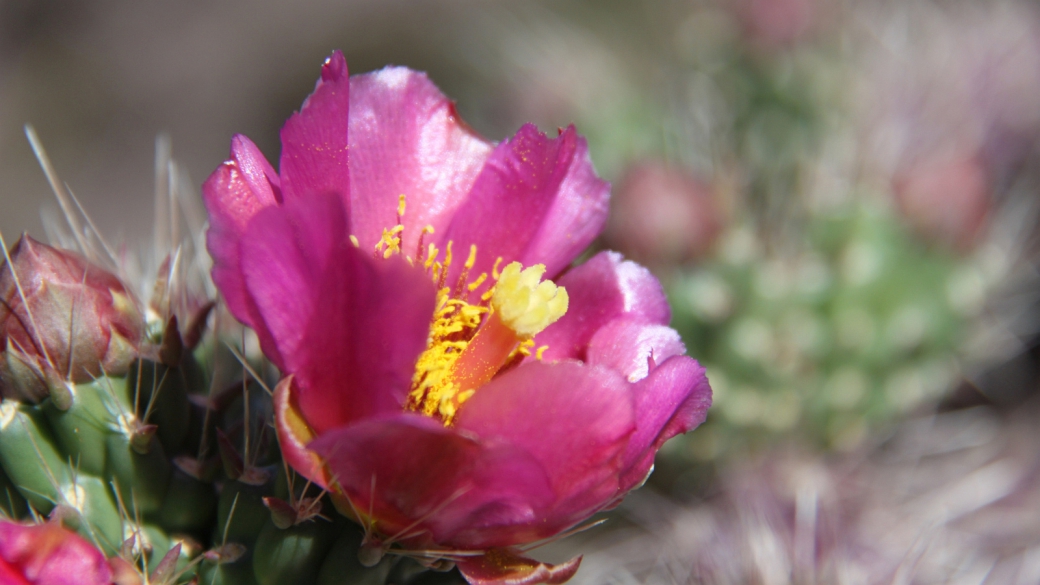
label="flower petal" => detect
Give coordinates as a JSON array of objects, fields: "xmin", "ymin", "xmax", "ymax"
[
  {"xmin": 618, "ymin": 355, "xmax": 711, "ymax": 492},
  {"xmin": 457, "ymin": 550, "xmax": 582, "ymax": 585},
  {"xmin": 273, "ymin": 376, "xmax": 332, "ymax": 488},
  {"xmin": 441, "ymin": 125, "xmax": 599, "ymax": 290},
  {"xmin": 454, "ymin": 361, "xmax": 634, "ymax": 535},
  {"xmin": 347, "ymin": 67, "xmax": 494, "ymax": 252},
  {"xmin": 534, "ymin": 251, "xmax": 671, "ymax": 362},
  {"xmin": 518, "ymin": 133, "xmax": 610, "ymax": 277},
  {"xmin": 279, "ymin": 51, "xmax": 351, "ymax": 206},
  {"xmin": 202, "ymin": 135, "xmax": 281, "ymax": 334},
  {"xmin": 307, "ymin": 414, "xmax": 554, "ymax": 549},
  {"xmin": 239, "ymin": 193, "xmax": 436, "ymax": 432},
  {"xmin": 586, "ymin": 317, "xmax": 686, "ymax": 382}
]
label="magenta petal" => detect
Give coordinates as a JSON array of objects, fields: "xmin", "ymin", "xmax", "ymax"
[
  {"xmin": 239, "ymin": 193, "xmax": 436, "ymax": 432},
  {"xmin": 586, "ymin": 317, "xmax": 686, "ymax": 382},
  {"xmin": 618, "ymin": 355, "xmax": 711, "ymax": 492},
  {"xmin": 279, "ymin": 51, "xmax": 351, "ymax": 206},
  {"xmin": 440, "ymin": 125, "xmax": 585, "ymax": 288},
  {"xmin": 347, "ymin": 67, "xmax": 493, "ymax": 251},
  {"xmin": 307, "ymin": 414, "xmax": 554, "ymax": 549},
  {"xmin": 457, "ymin": 550, "xmax": 582, "ymax": 585},
  {"xmin": 518, "ymin": 133, "xmax": 610, "ymax": 276},
  {"xmin": 230, "ymin": 134, "xmax": 281, "ymax": 206},
  {"xmin": 455, "ymin": 362, "xmax": 634, "ymax": 534},
  {"xmin": 535, "ymin": 251, "xmax": 671, "ymax": 362},
  {"xmin": 203, "ymin": 135, "xmax": 282, "ymax": 333}
]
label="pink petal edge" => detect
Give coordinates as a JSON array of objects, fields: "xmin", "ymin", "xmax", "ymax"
[{"xmin": 279, "ymin": 50, "xmax": 351, "ymax": 207}]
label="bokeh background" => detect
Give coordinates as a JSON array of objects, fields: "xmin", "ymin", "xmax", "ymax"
[{"xmin": 5, "ymin": 0, "xmax": 1040, "ymax": 582}]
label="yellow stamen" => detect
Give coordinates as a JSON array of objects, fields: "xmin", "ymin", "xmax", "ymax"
[
  {"xmin": 349, "ymin": 235, "xmax": 360, "ymax": 248},
  {"xmin": 365, "ymin": 199, "xmax": 570, "ymax": 426},
  {"xmin": 407, "ymin": 259, "xmax": 567, "ymax": 425}
]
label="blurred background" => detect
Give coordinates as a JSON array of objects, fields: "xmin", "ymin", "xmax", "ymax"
[{"xmin": 5, "ymin": 0, "xmax": 1040, "ymax": 582}]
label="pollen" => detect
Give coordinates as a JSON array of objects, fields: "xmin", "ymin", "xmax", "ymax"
[
  {"xmin": 365, "ymin": 198, "xmax": 566, "ymax": 425},
  {"xmin": 406, "ymin": 258, "xmax": 566, "ymax": 425}
]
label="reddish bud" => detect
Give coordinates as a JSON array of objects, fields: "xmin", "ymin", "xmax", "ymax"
[
  {"xmin": 893, "ymin": 151, "xmax": 991, "ymax": 252},
  {"xmin": 0, "ymin": 236, "xmax": 144, "ymax": 403},
  {"xmin": 606, "ymin": 161, "xmax": 723, "ymax": 269}
]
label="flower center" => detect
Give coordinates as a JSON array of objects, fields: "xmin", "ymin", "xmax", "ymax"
[{"xmin": 366, "ymin": 196, "xmax": 568, "ymax": 425}]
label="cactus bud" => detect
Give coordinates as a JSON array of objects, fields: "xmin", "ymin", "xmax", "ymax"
[{"xmin": 0, "ymin": 236, "xmax": 144, "ymax": 403}]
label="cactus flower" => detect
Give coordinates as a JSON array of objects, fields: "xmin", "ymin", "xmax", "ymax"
[
  {"xmin": 0, "ymin": 521, "xmax": 114, "ymax": 585},
  {"xmin": 0, "ymin": 236, "xmax": 143, "ymax": 405},
  {"xmin": 204, "ymin": 51, "xmax": 711, "ymax": 585}
]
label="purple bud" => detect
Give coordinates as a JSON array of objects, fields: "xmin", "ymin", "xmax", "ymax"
[{"xmin": 0, "ymin": 236, "xmax": 144, "ymax": 403}]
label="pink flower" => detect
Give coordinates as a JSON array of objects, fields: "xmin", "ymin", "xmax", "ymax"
[
  {"xmin": 203, "ymin": 51, "xmax": 711, "ymax": 585},
  {"xmin": 0, "ymin": 236, "xmax": 143, "ymax": 405},
  {"xmin": 0, "ymin": 521, "xmax": 113, "ymax": 585}
]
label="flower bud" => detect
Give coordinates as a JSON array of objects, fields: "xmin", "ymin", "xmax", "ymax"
[
  {"xmin": 893, "ymin": 151, "xmax": 991, "ymax": 253},
  {"xmin": 0, "ymin": 236, "xmax": 144, "ymax": 403},
  {"xmin": 606, "ymin": 161, "xmax": 723, "ymax": 269}
]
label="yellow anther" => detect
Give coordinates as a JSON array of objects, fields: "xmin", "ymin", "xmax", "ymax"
[
  {"xmin": 397, "ymin": 194, "xmax": 407, "ymax": 218},
  {"xmin": 377, "ymin": 225, "xmax": 405, "ymax": 258},
  {"xmin": 425, "ymin": 243, "xmax": 439, "ymax": 269},
  {"xmin": 349, "ymin": 235, "xmax": 360, "ymax": 248},
  {"xmin": 444, "ymin": 241, "xmax": 454, "ymax": 270},
  {"xmin": 536, "ymin": 345, "xmax": 549, "ymax": 360},
  {"xmin": 491, "ymin": 257, "xmax": 504, "ymax": 280},
  {"xmin": 467, "ymin": 273, "xmax": 488, "ymax": 292},
  {"xmin": 464, "ymin": 245, "xmax": 477, "ymax": 270},
  {"xmin": 492, "ymin": 262, "xmax": 568, "ymax": 338}
]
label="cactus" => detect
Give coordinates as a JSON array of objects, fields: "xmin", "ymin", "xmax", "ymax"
[
  {"xmin": 668, "ymin": 201, "xmax": 984, "ymax": 461},
  {"xmin": 0, "ymin": 136, "xmax": 476, "ymax": 585}
]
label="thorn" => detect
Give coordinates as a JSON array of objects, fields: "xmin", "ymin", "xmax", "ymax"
[
  {"xmin": 158, "ymin": 315, "xmax": 183, "ymax": 366},
  {"xmin": 263, "ymin": 496, "xmax": 298, "ymax": 530},
  {"xmin": 430, "ymin": 558, "xmax": 456, "ymax": 572}
]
